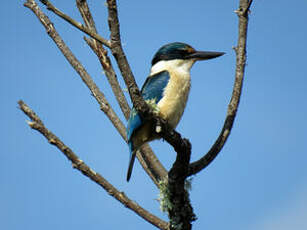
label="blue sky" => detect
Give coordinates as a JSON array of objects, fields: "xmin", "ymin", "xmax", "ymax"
[{"xmin": 2, "ymin": 1, "xmax": 307, "ymax": 230}]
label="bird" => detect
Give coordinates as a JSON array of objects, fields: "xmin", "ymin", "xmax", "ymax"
[{"xmin": 126, "ymin": 42, "xmax": 224, "ymax": 181}]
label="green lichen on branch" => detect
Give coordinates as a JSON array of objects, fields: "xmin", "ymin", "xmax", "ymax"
[
  {"xmin": 158, "ymin": 177, "xmax": 194, "ymax": 215},
  {"xmin": 158, "ymin": 178, "xmax": 172, "ymax": 212}
]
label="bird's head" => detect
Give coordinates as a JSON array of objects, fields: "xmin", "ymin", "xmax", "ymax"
[{"xmin": 151, "ymin": 42, "xmax": 224, "ymax": 72}]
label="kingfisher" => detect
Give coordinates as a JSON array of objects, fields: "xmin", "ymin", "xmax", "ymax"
[{"xmin": 126, "ymin": 42, "xmax": 224, "ymax": 181}]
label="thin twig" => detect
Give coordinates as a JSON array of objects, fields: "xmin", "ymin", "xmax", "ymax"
[
  {"xmin": 39, "ymin": 0, "xmax": 111, "ymax": 48},
  {"xmin": 138, "ymin": 144, "xmax": 168, "ymax": 182},
  {"xmin": 76, "ymin": 0, "xmax": 130, "ymax": 119},
  {"xmin": 18, "ymin": 100, "xmax": 169, "ymax": 230},
  {"xmin": 106, "ymin": 0, "xmax": 149, "ymax": 116},
  {"xmin": 188, "ymin": 0, "xmax": 252, "ymax": 176},
  {"xmin": 76, "ymin": 0, "xmax": 97, "ymax": 31},
  {"xmin": 85, "ymin": 37, "xmax": 131, "ymax": 118}
]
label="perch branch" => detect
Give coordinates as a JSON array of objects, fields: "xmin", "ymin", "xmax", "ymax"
[
  {"xmin": 107, "ymin": 2, "xmax": 198, "ymax": 225},
  {"xmin": 154, "ymin": 119, "xmax": 195, "ymax": 230},
  {"xmin": 18, "ymin": 100, "xmax": 169, "ymax": 230},
  {"xmin": 188, "ymin": 0, "xmax": 253, "ymax": 176},
  {"xmin": 39, "ymin": 0, "xmax": 111, "ymax": 48}
]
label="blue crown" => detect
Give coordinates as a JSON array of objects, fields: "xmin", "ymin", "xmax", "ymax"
[{"xmin": 151, "ymin": 42, "xmax": 196, "ymax": 66}]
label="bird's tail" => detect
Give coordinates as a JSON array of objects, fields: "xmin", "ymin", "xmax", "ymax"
[{"xmin": 126, "ymin": 141, "xmax": 136, "ymax": 182}]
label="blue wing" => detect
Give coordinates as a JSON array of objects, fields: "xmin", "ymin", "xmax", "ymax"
[
  {"xmin": 127, "ymin": 70, "xmax": 170, "ymax": 142},
  {"xmin": 141, "ymin": 70, "xmax": 170, "ymax": 101},
  {"xmin": 126, "ymin": 70, "xmax": 170, "ymax": 181}
]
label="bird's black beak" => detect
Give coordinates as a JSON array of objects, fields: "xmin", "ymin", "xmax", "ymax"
[{"xmin": 187, "ymin": 51, "xmax": 225, "ymax": 61}]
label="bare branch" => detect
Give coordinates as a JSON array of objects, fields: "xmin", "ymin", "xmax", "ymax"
[
  {"xmin": 188, "ymin": 0, "xmax": 253, "ymax": 176},
  {"xmin": 85, "ymin": 37, "xmax": 131, "ymax": 119},
  {"xmin": 106, "ymin": 0, "xmax": 149, "ymax": 116},
  {"xmin": 76, "ymin": 0, "xmax": 130, "ymax": 118},
  {"xmin": 39, "ymin": 0, "xmax": 111, "ymax": 48},
  {"xmin": 138, "ymin": 145, "xmax": 168, "ymax": 182},
  {"xmin": 24, "ymin": 0, "xmax": 126, "ymax": 139},
  {"xmin": 18, "ymin": 100, "xmax": 169, "ymax": 230},
  {"xmin": 76, "ymin": 0, "xmax": 97, "ymax": 31}
]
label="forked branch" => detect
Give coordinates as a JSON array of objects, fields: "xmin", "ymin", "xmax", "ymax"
[
  {"xmin": 188, "ymin": 0, "xmax": 253, "ymax": 176},
  {"xmin": 24, "ymin": 0, "xmax": 125, "ymax": 138},
  {"xmin": 39, "ymin": 0, "xmax": 111, "ymax": 47}
]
